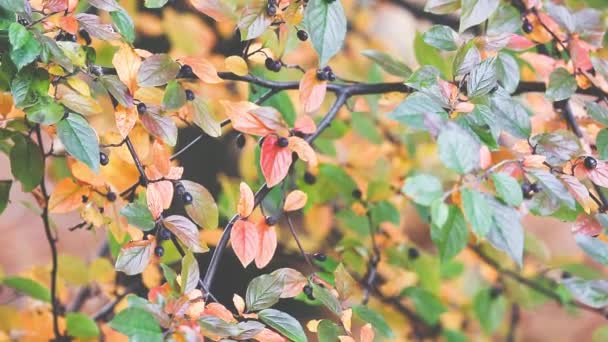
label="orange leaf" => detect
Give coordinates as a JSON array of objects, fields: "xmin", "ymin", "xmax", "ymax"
[
  {"xmin": 360, "ymin": 323, "xmax": 375, "ymax": 342},
  {"xmin": 299, "ymin": 69, "xmax": 327, "ymax": 113},
  {"xmin": 48, "ymin": 178, "xmax": 90, "ymax": 213},
  {"xmin": 288, "ymin": 137, "xmax": 317, "ymax": 168},
  {"xmin": 238, "ymin": 182, "xmax": 255, "ymax": 217},
  {"xmin": 255, "ymin": 328, "xmax": 287, "ymax": 342},
  {"xmin": 113, "ymin": 44, "xmax": 141, "ymax": 95},
  {"xmin": 255, "ymin": 220, "xmax": 277, "ymax": 268},
  {"xmin": 283, "ymin": 190, "xmax": 308, "ymax": 212},
  {"xmin": 180, "ymin": 56, "xmax": 223, "ymax": 84},
  {"xmin": 260, "ymin": 135, "xmax": 293, "ymax": 187},
  {"xmin": 146, "ymin": 166, "xmax": 174, "ymax": 209},
  {"xmin": 230, "ymin": 219, "xmax": 258, "ymax": 267},
  {"xmin": 115, "ymin": 105, "xmax": 137, "ymax": 139},
  {"xmin": 560, "ymin": 174, "xmax": 595, "ymax": 213},
  {"xmin": 222, "ymin": 101, "xmax": 275, "ymax": 136},
  {"xmin": 294, "ymin": 115, "xmax": 316, "ymax": 134},
  {"xmin": 58, "ymin": 15, "xmax": 78, "ymax": 34},
  {"xmin": 151, "ymin": 140, "xmax": 171, "ymax": 176},
  {"xmin": 70, "ymin": 159, "xmax": 105, "ymax": 187},
  {"xmin": 202, "ymin": 303, "xmax": 237, "ymax": 322},
  {"xmin": 572, "ymin": 214, "xmax": 602, "ymax": 236}
]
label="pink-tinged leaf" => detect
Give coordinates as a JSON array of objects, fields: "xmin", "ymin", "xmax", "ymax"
[
  {"xmin": 231, "ymin": 219, "xmax": 258, "ymax": 267},
  {"xmin": 180, "ymin": 56, "xmax": 223, "ymax": 83},
  {"xmin": 255, "ymin": 220, "xmax": 277, "ymax": 268},
  {"xmin": 507, "ymin": 34, "xmax": 536, "ymax": 51},
  {"xmin": 202, "ymin": 303, "xmax": 237, "ymax": 322},
  {"xmin": 189, "ymin": 0, "xmax": 232, "ymax": 22},
  {"xmin": 294, "ymin": 115, "xmax": 317, "ymax": 134},
  {"xmin": 151, "ymin": 140, "xmax": 171, "ymax": 175},
  {"xmin": 182, "ymin": 180, "xmax": 219, "ymax": 230},
  {"xmin": 222, "ymin": 101, "xmax": 275, "ymax": 136},
  {"xmin": 75, "ymin": 13, "xmax": 120, "ymax": 40},
  {"xmin": 255, "ymin": 328, "xmax": 287, "ymax": 342},
  {"xmin": 271, "ymin": 268, "xmax": 307, "ymax": 298},
  {"xmin": 283, "ymin": 190, "xmax": 308, "ymax": 212},
  {"xmin": 585, "ymin": 161, "xmax": 608, "ymax": 188},
  {"xmin": 479, "ymin": 145, "xmax": 492, "ymax": 169},
  {"xmin": 560, "ymin": 174, "xmax": 595, "ymax": 212},
  {"xmin": 146, "ymin": 165, "xmax": 174, "ymax": 210},
  {"xmin": 572, "ymin": 214, "xmax": 603, "ymax": 236},
  {"xmin": 164, "ymin": 215, "xmax": 208, "ymax": 252},
  {"xmin": 570, "ymin": 37, "xmax": 593, "ymax": 72},
  {"xmin": 287, "ymin": 137, "xmax": 317, "ymax": 168},
  {"xmin": 260, "ymin": 135, "xmax": 293, "ymax": 187},
  {"xmin": 146, "ymin": 182, "xmax": 165, "ymax": 219},
  {"xmin": 248, "ymin": 106, "xmax": 288, "ymax": 132},
  {"xmin": 115, "ymin": 239, "xmax": 154, "ymax": 275},
  {"xmin": 238, "ymin": 182, "xmax": 255, "ymax": 218},
  {"xmin": 299, "ymin": 69, "xmax": 327, "ymax": 113},
  {"xmin": 137, "ymin": 54, "xmax": 181, "ymax": 87},
  {"xmin": 140, "ymin": 111, "xmax": 178, "ymax": 146},
  {"xmin": 360, "ymin": 323, "xmax": 375, "ymax": 342},
  {"xmin": 45, "ymin": 0, "xmax": 69, "ymax": 12},
  {"xmin": 114, "ymin": 105, "xmax": 137, "ymax": 139}
]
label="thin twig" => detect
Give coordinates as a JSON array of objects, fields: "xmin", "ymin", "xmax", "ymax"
[
  {"xmin": 506, "ymin": 303, "xmax": 520, "ymax": 342},
  {"xmin": 285, "ymin": 213, "xmax": 314, "ymax": 270},
  {"xmin": 362, "ymin": 202, "xmax": 380, "ymax": 305}
]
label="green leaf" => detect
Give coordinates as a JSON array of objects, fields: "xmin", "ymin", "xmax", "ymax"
[
  {"xmin": 406, "ymin": 66, "xmax": 440, "ymax": 90},
  {"xmin": 198, "ymin": 316, "xmax": 242, "ymax": 337},
  {"xmin": 311, "ymin": 283, "xmax": 342, "ymax": 314},
  {"xmin": 0, "ymin": 180, "xmax": 11, "ymax": 215},
  {"xmin": 587, "ymin": 101, "xmax": 608, "ymax": 126},
  {"xmin": 2, "ymin": 277, "xmax": 50, "ymax": 302},
  {"xmin": 467, "ymin": 56, "xmax": 497, "ymax": 98},
  {"xmin": 110, "ymin": 8, "xmax": 135, "ymax": 43},
  {"xmin": 431, "ymin": 206, "xmax": 468, "ymax": 262},
  {"xmin": 388, "ymin": 92, "xmax": 447, "ymax": 130},
  {"xmin": 180, "ymin": 251, "xmax": 199, "ymax": 294},
  {"xmin": 25, "ymin": 96, "xmax": 65, "ymax": 125},
  {"xmin": 0, "ymin": 0, "xmax": 25, "ymax": 11},
  {"xmin": 351, "ymin": 112, "xmax": 382, "ymax": 144},
  {"xmin": 491, "ymin": 173, "xmax": 523, "ymax": 207},
  {"xmin": 575, "ymin": 234, "xmax": 608, "ymax": 266},
  {"xmin": 352, "ymin": 304, "xmax": 394, "ymax": 338},
  {"xmin": 453, "ymin": 41, "xmax": 481, "ymax": 77},
  {"xmin": 120, "ymin": 193, "xmax": 155, "ymax": 231},
  {"xmin": 546, "ymin": 68, "xmax": 577, "ymax": 101},
  {"xmin": 461, "ymin": 189, "xmax": 493, "ymax": 237},
  {"xmin": 490, "ymin": 93, "xmax": 531, "ymax": 139},
  {"xmin": 369, "ymin": 201, "xmax": 400, "ymax": 227},
  {"xmin": 259, "ymin": 309, "xmax": 307, "ymax": 342},
  {"xmin": 141, "ymin": 111, "xmax": 178, "ymax": 146},
  {"xmin": 162, "ymin": 80, "xmax": 187, "ymax": 111},
  {"xmin": 487, "ymin": 4, "xmax": 521, "ymax": 34},
  {"xmin": 562, "ymin": 277, "xmax": 608, "ymax": 308},
  {"xmin": 9, "ymin": 23, "xmax": 42, "ymax": 70},
  {"xmin": 401, "ymin": 287, "xmax": 446, "ymax": 325},
  {"xmin": 304, "ymin": 0, "xmax": 347, "ymax": 66},
  {"xmin": 423, "ymin": 25, "xmax": 459, "ymax": 51},
  {"xmin": 56, "ymin": 114, "xmax": 100, "ymax": 173},
  {"xmin": 238, "ymin": 0, "xmax": 272, "ymax": 40},
  {"xmin": 145, "ymin": 0, "xmax": 169, "ymax": 8},
  {"xmin": 598, "ymin": 129, "xmax": 608, "ymax": 160},
  {"xmin": 192, "ymin": 97, "xmax": 221, "ymax": 137},
  {"xmin": 137, "ymin": 54, "xmax": 180, "ymax": 87},
  {"xmin": 495, "ymin": 52, "xmax": 519, "ymax": 93},
  {"xmin": 528, "ymin": 169, "xmax": 576, "ymax": 210},
  {"xmin": 424, "ymin": 0, "xmax": 460, "ymax": 15},
  {"xmin": 430, "ymin": 199, "xmax": 449, "ymax": 227},
  {"xmin": 531, "ymin": 130, "xmax": 582, "ymax": 165},
  {"xmin": 472, "ymin": 288, "xmax": 507, "ymax": 334},
  {"xmin": 360, "ymin": 50, "xmax": 411, "ymax": 78},
  {"xmin": 402, "ymin": 174, "xmax": 443, "ymax": 206},
  {"xmin": 486, "ymin": 198, "xmax": 524, "ymax": 266},
  {"xmin": 160, "ymin": 263, "xmax": 179, "ymax": 292},
  {"xmin": 317, "ymin": 319, "xmax": 343, "ymax": 342},
  {"xmin": 245, "ymin": 274, "xmax": 283, "ymax": 312},
  {"xmin": 182, "ymin": 180, "xmax": 219, "ymax": 230},
  {"xmin": 459, "ymin": 0, "xmax": 499, "ymax": 33},
  {"xmin": 10, "ymin": 134, "xmax": 43, "ymax": 192},
  {"xmin": 108, "ymin": 307, "xmax": 163, "ymax": 341},
  {"xmin": 66, "ymin": 313, "xmax": 100, "ymax": 338},
  {"xmin": 414, "ymin": 32, "xmax": 451, "ymax": 79},
  {"xmin": 437, "ymin": 123, "xmax": 480, "ymax": 174}
]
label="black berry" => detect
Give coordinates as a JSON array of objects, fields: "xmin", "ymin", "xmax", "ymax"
[
  {"xmin": 522, "ymin": 183, "xmax": 534, "ymax": 199},
  {"xmin": 530, "ymin": 183, "xmax": 541, "ymax": 193},
  {"xmin": 159, "ymin": 228, "xmax": 172, "ymax": 240},
  {"xmin": 79, "ymin": 29, "xmax": 91, "ymax": 45},
  {"xmin": 522, "ymin": 18, "xmax": 533, "ymax": 34},
  {"xmin": 313, "ymin": 252, "xmax": 326, "ymax": 261},
  {"xmin": 297, "ymin": 30, "xmax": 308, "ymax": 41},
  {"xmin": 185, "ymin": 89, "xmax": 195, "ymax": 101},
  {"xmin": 303, "ymin": 171, "xmax": 316, "ymax": 184},
  {"xmin": 265, "ymin": 216, "xmax": 278, "ymax": 226},
  {"xmin": 55, "ymin": 32, "xmax": 65, "ymax": 41},
  {"xmin": 266, "ymin": 3, "xmax": 277, "ymax": 16},
  {"xmin": 316, "ymin": 69, "xmax": 328, "ymax": 81},
  {"xmin": 137, "ymin": 102, "xmax": 147, "ymax": 114},
  {"xmin": 584, "ymin": 156, "xmax": 598, "ymax": 170},
  {"xmin": 175, "ymin": 182, "xmax": 185, "ymax": 195},
  {"xmin": 408, "ymin": 247, "xmax": 420, "ymax": 260},
  {"xmin": 303, "ymin": 285, "xmax": 314, "ymax": 300},
  {"xmin": 265, "ymin": 57, "xmax": 275, "ymax": 70},
  {"xmin": 489, "ymin": 286, "xmax": 502, "ymax": 299},
  {"xmin": 265, "ymin": 58, "xmax": 281, "ymax": 72},
  {"xmin": 81, "ymin": 195, "xmax": 88, "ymax": 203},
  {"xmin": 64, "ymin": 33, "xmax": 77, "ymax": 42},
  {"xmin": 178, "ymin": 64, "xmax": 194, "ymax": 78},
  {"xmin": 277, "ymin": 137, "xmax": 289, "ymax": 147},
  {"xmin": 236, "ymin": 134, "xmax": 246, "ymax": 149},
  {"xmin": 100, "ymin": 152, "xmax": 109, "ymax": 166},
  {"xmin": 154, "ymin": 246, "xmax": 165, "ymax": 257},
  {"xmin": 182, "ymin": 192, "xmax": 193, "ymax": 204},
  {"xmin": 17, "ymin": 17, "xmax": 29, "ymax": 26},
  {"xmin": 561, "ymin": 271, "xmax": 572, "ymax": 279},
  {"xmin": 106, "ymin": 192, "xmax": 117, "ymax": 202},
  {"xmin": 352, "ymin": 189, "xmax": 362, "ymax": 199},
  {"xmin": 324, "ymin": 66, "xmax": 336, "ymax": 81}
]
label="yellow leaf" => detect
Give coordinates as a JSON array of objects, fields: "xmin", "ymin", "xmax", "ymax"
[
  {"xmin": 113, "ymin": 44, "xmax": 142, "ymax": 95},
  {"xmin": 233, "ymin": 294, "xmax": 245, "ymax": 315},
  {"xmin": 67, "ymin": 76, "xmax": 91, "ymax": 97},
  {"xmin": 48, "ymin": 178, "xmax": 90, "ymax": 214},
  {"xmin": 225, "ymin": 55, "xmax": 249, "ymax": 76},
  {"xmin": 237, "ymin": 182, "xmax": 255, "ymax": 218}
]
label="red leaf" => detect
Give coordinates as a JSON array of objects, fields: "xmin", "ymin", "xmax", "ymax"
[
  {"xmin": 231, "ymin": 219, "xmax": 258, "ymax": 267},
  {"xmin": 255, "ymin": 220, "xmax": 277, "ymax": 268},
  {"xmin": 299, "ymin": 69, "xmax": 327, "ymax": 113},
  {"xmin": 507, "ymin": 34, "xmax": 536, "ymax": 51},
  {"xmin": 260, "ymin": 135, "xmax": 293, "ymax": 187},
  {"xmin": 572, "ymin": 214, "xmax": 602, "ymax": 236},
  {"xmin": 570, "ymin": 37, "xmax": 593, "ymax": 72}
]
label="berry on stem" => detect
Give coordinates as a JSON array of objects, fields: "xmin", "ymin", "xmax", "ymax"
[
  {"xmin": 522, "ymin": 18, "xmax": 533, "ymax": 34},
  {"xmin": 265, "ymin": 216, "xmax": 278, "ymax": 226},
  {"xmin": 100, "ymin": 152, "xmax": 109, "ymax": 166},
  {"xmin": 137, "ymin": 102, "xmax": 147, "ymax": 114},
  {"xmin": 297, "ymin": 30, "xmax": 308, "ymax": 41},
  {"xmin": 236, "ymin": 134, "xmax": 246, "ymax": 148},
  {"xmin": 277, "ymin": 137, "xmax": 289, "ymax": 147},
  {"xmin": 81, "ymin": 195, "xmax": 88, "ymax": 203},
  {"xmin": 584, "ymin": 156, "xmax": 598, "ymax": 170},
  {"xmin": 160, "ymin": 228, "xmax": 172, "ymax": 240},
  {"xmin": 303, "ymin": 284, "xmax": 314, "ymax": 300},
  {"xmin": 185, "ymin": 89, "xmax": 195, "ymax": 101},
  {"xmin": 313, "ymin": 252, "xmax": 326, "ymax": 261},
  {"xmin": 352, "ymin": 189, "xmax": 362, "ymax": 199},
  {"xmin": 182, "ymin": 192, "xmax": 193, "ymax": 204},
  {"xmin": 178, "ymin": 64, "xmax": 194, "ymax": 78},
  {"xmin": 303, "ymin": 171, "xmax": 316, "ymax": 184},
  {"xmin": 408, "ymin": 247, "xmax": 420, "ymax": 260},
  {"xmin": 106, "ymin": 192, "xmax": 117, "ymax": 202},
  {"xmin": 154, "ymin": 246, "xmax": 165, "ymax": 257}
]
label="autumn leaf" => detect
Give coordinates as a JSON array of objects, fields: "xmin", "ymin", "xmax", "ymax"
[
  {"xmin": 222, "ymin": 101, "xmax": 276, "ymax": 136},
  {"xmin": 225, "ymin": 55, "xmax": 248, "ymax": 76},
  {"xmin": 180, "ymin": 56, "xmax": 223, "ymax": 83},
  {"xmin": 112, "ymin": 43, "xmax": 141, "ymax": 95},
  {"xmin": 294, "ymin": 115, "xmax": 317, "ymax": 134},
  {"xmin": 248, "ymin": 106, "xmax": 288, "ymax": 132},
  {"xmin": 146, "ymin": 166, "xmax": 174, "ymax": 214},
  {"xmin": 271, "ymin": 268, "xmax": 307, "ymax": 298},
  {"xmin": 283, "ymin": 190, "xmax": 308, "ymax": 212},
  {"xmin": 163, "ymin": 215, "xmax": 208, "ymax": 252},
  {"xmin": 238, "ymin": 182, "xmax": 255, "ymax": 217},
  {"xmin": 48, "ymin": 178, "xmax": 90, "ymax": 213},
  {"xmin": 231, "ymin": 219, "xmax": 258, "ymax": 267},
  {"xmin": 255, "ymin": 219, "xmax": 277, "ymax": 268},
  {"xmin": 583, "ymin": 161, "xmax": 608, "ymax": 188},
  {"xmin": 360, "ymin": 323, "xmax": 375, "ymax": 342},
  {"xmin": 299, "ymin": 69, "xmax": 327, "ymax": 113},
  {"xmin": 189, "ymin": 0, "xmax": 233, "ymax": 22},
  {"xmin": 560, "ymin": 174, "xmax": 595, "ymax": 213},
  {"xmin": 115, "ymin": 238, "xmax": 155, "ymax": 275},
  {"xmin": 572, "ymin": 215, "xmax": 602, "ymax": 237},
  {"xmin": 288, "ymin": 136, "xmax": 317, "ymax": 168},
  {"xmin": 255, "ymin": 328, "xmax": 287, "ymax": 342},
  {"xmin": 151, "ymin": 140, "xmax": 171, "ymax": 176},
  {"xmin": 115, "ymin": 105, "xmax": 137, "ymax": 139},
  {"xmin": 260, "ymin": 135, "xmax": 293, "ymax": 187}
]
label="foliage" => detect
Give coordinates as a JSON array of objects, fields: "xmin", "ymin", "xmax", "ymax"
[{"xmin": 0, "ymin": 0, "xmax": 607, "ymax": 340}]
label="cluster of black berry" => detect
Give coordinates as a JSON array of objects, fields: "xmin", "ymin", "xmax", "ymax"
[
  {"xmin": 316, "ymin": 66, "xmax": 335, "ymax": 81},
  {"xmin": 265, "ymin": 57, "xmax": 282, "ymax": 72},
  {"xmin": 177, "ymin": 64, "xmax": 195, "ymax": 79},
  {"xmin": 175, "ymin": 182, "xmax": 193, "ymax": 204},
  {"xmin": 55, "ymin": 31, "xmax": 76, "ymax": 42}
]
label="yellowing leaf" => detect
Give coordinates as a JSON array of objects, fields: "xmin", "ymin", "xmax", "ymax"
[
  {"xmin": 113, "ymin": 44, "xmax": 141, "ymax": 95},
  {"xmin": 238, "ymin": 182, "xmax": 255, "ymax": 217},
  {"xmin": 58, "ymin": 86, "xmax": 102, "ymax": 116},
  {"xmin": 225, "ymin": 55, "xmax": 248, "ymax": 76},
  {"xmin": 299, "ymin": 69, "xmax": 327, "ymax": 113},
  {"xmin": 67, "ymin": 77, "xmax": 91, "ymax": 97},
  {"xmin": 288, "ymin": 136, "xmax": 317, "ymax": 168},
  {"xmin": 115, "ymin": 105, "xmax": 137, "ymax": 139},
  {"xmin": 48, "ymin": 178, "xmax": 90, "ymax": 214},
  {"xmin": 283, "ymin": 190, "xmax": 308, "ymax": 212},
  {"xmin": 180, "ymin": 56, "xmax": 223, "ymax": 83}
]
